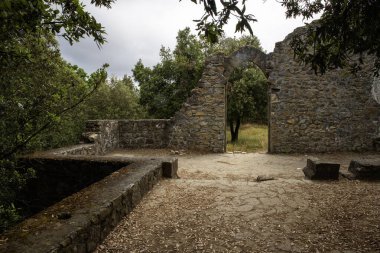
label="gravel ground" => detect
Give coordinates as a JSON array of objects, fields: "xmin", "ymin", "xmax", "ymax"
[{"xmin": 95, "ymin": 151, "xmax": 380, "ymax": 253}]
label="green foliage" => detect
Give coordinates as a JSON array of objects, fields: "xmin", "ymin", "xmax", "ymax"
[
  {"xmin": 189, "ymin": 0, "xmax": 380, "ymax": 75},
  {"xmin": 0, "ymin": 0, "xmax": 114, "ymax": 63},
  {"xmin": 227, "ymin": 66, "xmax": 267, "ymax": 142},
  {"xmin": 0, "ymin": 159, "xmax": 35, "ymax": 233},
  {"xmin": 185, "ymin": 0, "xmax": 256, "ymax": 42},
  {"xmin": 133, "ymin": 28, "xmax": 205, "ymax": 118},
  {"xmin": 79, "ymin": 76, "xmax": 146, "ymax": 120},
  {"xmin": 0, "ymin": 33, "xmax": 108, "ymax": 158},
  {"xmin": 228, "ymin": 67, "xmax": 267, "ymax": 123},
  {"xmin": 282, "ymin": 0, "xmax": 380, "ymax": 75},
  {"xmin": 208, "ymin": 34, "xmax": 263, "ymax": 55}
]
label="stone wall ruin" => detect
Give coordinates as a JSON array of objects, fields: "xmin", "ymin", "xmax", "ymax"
[{"xmin": 84, "ymin": 25, "xmax": 380, "ymax": 154}]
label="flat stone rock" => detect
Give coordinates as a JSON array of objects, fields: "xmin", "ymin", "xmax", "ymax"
[
  {"xmin": 348, "ymin": 159, "xmax": 380, "ymax": 179},
  {"xmin": 303, "ymin": 159, "xmax": 340, "ymax": 180}
]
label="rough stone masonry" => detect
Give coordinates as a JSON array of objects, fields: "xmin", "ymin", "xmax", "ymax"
[{"xmin": 83, "ymin": 25, "xmax": 380, "ymax": 154}]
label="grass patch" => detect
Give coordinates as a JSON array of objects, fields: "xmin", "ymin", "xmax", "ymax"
[{"xmin": 226, "ymin": 124, "xmax": 268, "ymax": 153}]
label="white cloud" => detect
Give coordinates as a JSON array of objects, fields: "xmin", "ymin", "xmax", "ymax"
[{"xmin": 59, "ymin": 0, "xmax": 314, "ymax": 77}]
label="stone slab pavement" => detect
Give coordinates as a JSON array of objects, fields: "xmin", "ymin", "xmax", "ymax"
[{"xmin": 95, "ymin": 150, "xmax": 380, "ymax": 253}]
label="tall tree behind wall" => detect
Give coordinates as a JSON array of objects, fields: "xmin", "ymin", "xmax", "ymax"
[
  {"xmin": 133, "ymin": 28, "xmax": 205, "ymax": 119},
  {"xmin": 211, "ymin": 35, "xmax": 267, "ymax": 143}
]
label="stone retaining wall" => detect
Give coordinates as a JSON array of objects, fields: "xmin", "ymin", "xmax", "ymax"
[
  {"xmin": 0, "ymin": 155, "xmax": 178, "ymax": 253},
  {"xmin": 49, "ymin": 144, "xmax": 97, "ymax": 156}
]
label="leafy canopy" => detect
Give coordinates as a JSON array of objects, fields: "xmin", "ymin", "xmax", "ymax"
[
  {"xmin": 282, "ymin": 0, "xmax": 380, "ymax": 75},
  {"xmin": 133, "ymin": 28, "xmax": 205, "ymax": 118},
  {"xmin": 0, "ymin": 0, "xmax": 113, "ymax": 63},
  {"xmin": 189, "ymin": 0, "xmax": 380, "ymax": 75},
  {"xmin": 184, "ymin": 0, "xmax": 256, "ymax": 43}
]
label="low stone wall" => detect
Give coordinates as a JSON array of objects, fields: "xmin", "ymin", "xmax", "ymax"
[
  {"xmin": 48, "ymin": 144, "xmax": 97, "ymax": 156},
  {"xmin": 18, "ymin": 156, "xmax": 132, "ymax": 216},
  {"xmin": 84, "ymin": 120, "xmax": 119, "ymax": 155},
  {"xmin": 0, "ymin": 155, "xmax": 178, "ymax": 253},
  {"xmin": 119, "ymin": 119, "xmax": 171, "ymax": 149}
]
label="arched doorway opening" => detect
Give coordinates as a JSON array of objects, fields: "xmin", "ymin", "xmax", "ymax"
[{"xmin": 223, "ymin": 46, "xmax": 270, "ymax": 153}]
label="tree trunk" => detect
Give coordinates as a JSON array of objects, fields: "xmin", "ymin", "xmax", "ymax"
[{"xmin": 230, "ymin": 117, "xmax": 241, "ymax": 143}]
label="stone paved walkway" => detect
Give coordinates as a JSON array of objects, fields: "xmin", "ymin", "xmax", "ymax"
[{"xmin": 95, "ymin": 151, "xmax": 380, "ymax": 253}]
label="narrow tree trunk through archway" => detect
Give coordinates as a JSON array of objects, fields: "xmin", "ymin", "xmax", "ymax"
[{"xmin": 229, "ymin": 117, "xmax": 241, "ymax": 143}]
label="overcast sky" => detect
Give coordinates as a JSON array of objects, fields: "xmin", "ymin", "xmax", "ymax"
[{"xmin": 59, "ymin": 0, "xmax": 311, "ymax": 78}]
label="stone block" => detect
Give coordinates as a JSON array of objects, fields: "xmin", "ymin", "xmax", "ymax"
[
  {"xmin": 348, "ymin": 159, "xmax": 380, "ymax": 179},
  {"xmin": 303, "ymin": 159, "xmax": 340, "ymax": 180},
  {"xmin": 162, "ymin": 159, "xmax": 178, "ymax": 178}
]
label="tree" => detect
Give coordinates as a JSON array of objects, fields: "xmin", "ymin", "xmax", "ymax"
[
  {"xmin": 188, "ymin": 0, "xmax": 380, "ymax": 75},
  {"xmin": 0, "ymin": 33, "xmax": 108, "ymax": 159},
  {"xmin": 228, "ymin": 67, "xmax": 267, "ymax": 141},
  {"xmin": 208, "ymin": 34, "xmax": 263, "ymax": 55},
  {"xmin": 282, "ymin": 0, "xmax": 380, "ymax": 75},
  {"xmin": 81, "ymin": 75, "xmax": 146, "ymax": 120},
  {"xmin": 0, "ymin": 32, "xmax": 108, "ymax": 231},
  {"xmin": 0, "ymin": 0, "xmax": 113, "ymax": 63},
  {"xmin": 210, "ymin": 35, "xmax": 267, "ymax": 143},
  {"xmin": 0, "ymin": 0, "xmax": 115, "ymax": 232},
  {"xmin": 133, "ymin": 28, "xmax": 205, "ymax": 118},
  {"xmin": 183, "ymin": 0, "xmax": 256, "ymax": 43}
]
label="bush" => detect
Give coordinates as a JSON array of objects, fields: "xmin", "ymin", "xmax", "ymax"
[{"xmin": 0, "ymin": 159, "xmax": 35, "ymax": 233}]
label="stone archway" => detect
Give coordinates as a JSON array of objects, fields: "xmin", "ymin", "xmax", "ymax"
[
  {"xmin": 167, "ymin": 47, "xmax": 271, "ymax": 153},
  {"xmin": 224, "ymin": 46, "xmax": 269, "ymax": 77},
  {"xmin": 223, "ymin": 46, "xmax": 271, "ymax": 152},
  {"xmin": 168, "ymin": 28, "xmax": 380, "ymax": 153}
]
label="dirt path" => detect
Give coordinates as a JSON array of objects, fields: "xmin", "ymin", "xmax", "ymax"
[{"xmin": 95, "ymin": 151, "xmax": 380, "ymax": 253}]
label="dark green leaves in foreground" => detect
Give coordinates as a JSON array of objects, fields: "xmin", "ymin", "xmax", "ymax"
[
  {"xmin": 185, "ymin": 0, "xmax": 256, "ymax": 43},
  {"xmin": 281, "ymin": 0, "xmax": 380, "ymax": 75},
  {"xmin": 188, "ymin": 0, "xmax": 380, "ymax": 75},
  {"xmin": 0, "ymin": 0, "xmax": 114, "ymax": 63}
]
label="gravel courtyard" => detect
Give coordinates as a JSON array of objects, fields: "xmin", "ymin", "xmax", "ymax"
[{"xmin": 95, "ymin": 151, "xmax": 380, "ymax": 253}]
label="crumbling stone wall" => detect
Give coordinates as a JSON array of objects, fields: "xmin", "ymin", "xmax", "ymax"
[
  {"xmin": 168, "ymin": 54, "xmax": 227, "ymax": 152},
  {"xmin": 81, "ymin": 55, "xmax": 227, "ymax": 154},
  {"xmin": 84, "ymin": 120, "xmax": 119, "ymax": 155},
  {"xmin": 267, "ymin": 27, "xmax": 380, "ymax": 152},
  {"xmin": 81, "ymin": 25, "xmax": 380, "ymax": 154}
]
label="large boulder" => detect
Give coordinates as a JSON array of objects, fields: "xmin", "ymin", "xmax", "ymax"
[{"xmin": 303, "ymin": 159, "xmax": 340, "ymax": 180}]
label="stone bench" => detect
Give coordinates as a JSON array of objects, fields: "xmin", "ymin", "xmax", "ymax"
[
  {"xmin": 303, "ymin": 159, "xmax": 340, "ymax": 180},
  {"xmin": 348, "ymin": 159, "xmax": 380, "ymax": 179}
]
